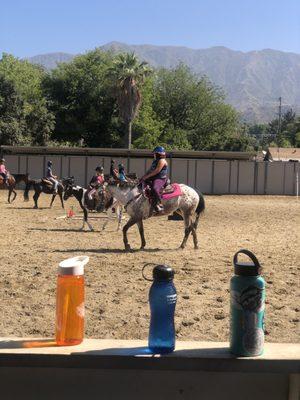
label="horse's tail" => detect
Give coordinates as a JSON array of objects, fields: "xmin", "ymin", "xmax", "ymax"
[
  {"xmin": 24, "ymin": 180, "xmax": 34, "ymax": 201},
  {"xmin": 194, "ymin": 192, "xmax": 205, "ymax": 229}
]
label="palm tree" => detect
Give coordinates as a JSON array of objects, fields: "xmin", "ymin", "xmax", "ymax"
[{"xmin": 108, "ymin": 53, "xmax": 152, "ymax": 149}]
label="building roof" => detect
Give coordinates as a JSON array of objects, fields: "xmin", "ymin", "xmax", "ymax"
[{"xmin": 267, "ymin": 147, "xmax": 300, "ymax": 161}]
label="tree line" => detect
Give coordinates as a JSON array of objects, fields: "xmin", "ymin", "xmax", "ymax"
[{"xmin": 0, "ymin": 50, "xmax": 299, "ymax": 150}]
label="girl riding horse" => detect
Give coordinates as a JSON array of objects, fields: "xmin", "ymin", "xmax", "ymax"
[{"xmin": 141, "ymin": 146, "xmax": 168, "ymax": 212}]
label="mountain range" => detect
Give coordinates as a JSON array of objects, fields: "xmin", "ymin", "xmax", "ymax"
[{"xmin": 27, "ymin": 42, "xmax": 300, "ymax": 123}]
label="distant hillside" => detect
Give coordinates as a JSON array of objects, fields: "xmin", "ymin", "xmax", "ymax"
[
  {"xmin": 26, "ymin": 52, "xmax": 74, "ymax": 70},
  {"xmin": 27, "ymin": 42, "xmax": 300, "ymax": 123}
]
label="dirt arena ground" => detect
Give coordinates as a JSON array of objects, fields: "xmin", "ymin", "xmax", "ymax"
[{"xmin": 0, "ymin": 190, "xmax": 299, "ymax": 343}]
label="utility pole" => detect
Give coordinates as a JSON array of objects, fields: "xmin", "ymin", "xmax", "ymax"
[
  {"xmin": 277, "ymin": 97, "xmax": 282, "ymax": 158},
  {"xmin": 278, "ymin": 97, "xmax": 282, "ymax": 136}
]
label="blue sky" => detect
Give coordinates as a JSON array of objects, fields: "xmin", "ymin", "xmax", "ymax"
[{"xmin": 1, "ymin": 0, "xmax": 299, "ymax": 57}]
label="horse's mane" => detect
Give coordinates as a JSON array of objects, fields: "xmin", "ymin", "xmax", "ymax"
[{"xmin": 108, "ymin": 181, "xmax": 138, "ymax": 190}]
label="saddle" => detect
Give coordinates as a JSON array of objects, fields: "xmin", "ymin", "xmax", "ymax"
[
  {"xmin": 161, "ymin": 183, "xmax": 182, "ymax": 200},
  {"xmin": 41, "ymin": 178, "xmax": 53, "ymax": 186},
  {"xmin": 162, "ymin": 180, "xmax": 175, "ymax": 194}
]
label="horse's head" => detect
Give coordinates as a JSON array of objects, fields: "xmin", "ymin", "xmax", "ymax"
[
  {"xmin": 63, "ymin": 182, "xmax": 74, "ymax": 201},
  {"xmin": 62, "ymin": 176, "xmax": 75, "ymax": 188}
]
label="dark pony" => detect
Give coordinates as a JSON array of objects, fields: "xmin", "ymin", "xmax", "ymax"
[
  {"xmin": 24, "ymin": 177, "xmax": 74, "ymax": 209},
  {"xmin": 0, "ymin": 173, "xmax": 29, "ymax": 203}
]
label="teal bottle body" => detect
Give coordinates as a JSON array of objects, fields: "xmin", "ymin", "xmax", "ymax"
[{"xmin": 230, "ymin": 250, "xmax": 265, "ymax": 357}]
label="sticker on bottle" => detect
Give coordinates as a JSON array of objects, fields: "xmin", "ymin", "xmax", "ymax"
[
  {"xmin": 166, "ymin": 294, "xmax": 177, "ymax": 305},
  {"xmin": 76, "ymin": 302, "xmax": 85, "ymax": 318}
]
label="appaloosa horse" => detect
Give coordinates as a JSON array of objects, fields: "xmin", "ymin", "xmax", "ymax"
[
  {"xmin": 0, "ymin": 173, "xmax": 29, "ymax": 203},
  {"xmin": 104, "ymin": 181, "xmax": 205, "ymax": 251}
]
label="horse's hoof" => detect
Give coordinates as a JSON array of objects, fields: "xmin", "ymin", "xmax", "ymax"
[
  {"xmin": 124, "ymin": 245, "xmax": 131, "ymax": 252},
  {"xmin": 140, "ymin": 246, "xmax": 145, "ymax": 251},
  {"xmin": 33, "ymin": 206, "xmax": 38, "ymax": 209},
  {"xmin": 179, "ymin": 245, "xmax": 185, "ymax": 250},
  {"xmin": 194, "ymin": 246, "xmax": 199, "ymax": 250}
]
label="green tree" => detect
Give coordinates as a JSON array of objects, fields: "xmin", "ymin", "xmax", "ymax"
[
  {"xmin": 151, "ymin": 65, "xmax": 239, "ymax": 150},
  {"xmin": 44, "ymin": 49, "xmax": 118, "ymax": 147},
  {"xmin": 0, "ymin": 53, "xmax": 54, "ymax": 145},
  {"xmin": 108, "ymin": 53, "xmax": 152, "ymax": 149},
  {"xmin": 0, "ymin": 74, "xmax": 26, "ymax": 145}
]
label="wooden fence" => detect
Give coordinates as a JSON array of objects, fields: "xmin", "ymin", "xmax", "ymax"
[{"xmin": 2, "ymin": 150, "xmax": 299, "ymax": 195}]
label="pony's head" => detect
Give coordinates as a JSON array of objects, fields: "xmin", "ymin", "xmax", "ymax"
[{"xmin": 63, "ymin": 182, "xmax": 74, "ymax": 201}]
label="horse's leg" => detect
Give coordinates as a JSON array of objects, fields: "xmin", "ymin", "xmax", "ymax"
[
  {"xmin": 123, "ymin": 217, "xmax": 137, "ymax": 251},
  {"xmin": 137, "ymin": 220, "xmax": 146, "ymax": 250},
  {"xmin": 12, "ymin": 189, "xmax": 17, "ymax": 203},
  {"xmin": 50, "ymin": 194, "xmax": 56, "ymax": 208},
  {"xmin": 33, "ymin": 192, "xmax": 40, "ymax": 209},
  {"xmin": 117, "ymin": 205, "xmax": 123, "ymax": 231},
  {"xmin": 191, "ymin": 216, "xmax": 199, "ymax": 249},
  {"xmin": 59, "ymin": 192, "xmax": 64, "ymax": 209},
  {"xmin": 102, "ymin": 208, "xmax": 111, "ymax": 231},
  {"xmin": 80, "ymin": 203, "xmax": 93, "ymax": 232},
  {"xmin": 180, "ymin": 211, "xmax": 192, "ymax": 249},
  {"xmin": 8, "ymin": 188, "xmax": 12, "ymax": 204}
]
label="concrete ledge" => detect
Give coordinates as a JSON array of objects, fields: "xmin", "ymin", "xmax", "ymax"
[{"xmin": 0, "ymin": 338, "xmax": 299, "ymax": 374}]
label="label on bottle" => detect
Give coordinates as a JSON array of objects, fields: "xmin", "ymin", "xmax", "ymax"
[
  {"xmin": 166, "ymin": 294, "xmax": 177, "ymax": 305},
  {"xmin": 230, "ymin": 285, "xmax": 265, "ymax": 356},
  {"xmin": 76, "ymin": 302, "xmax": 85, "ymax": 318}
]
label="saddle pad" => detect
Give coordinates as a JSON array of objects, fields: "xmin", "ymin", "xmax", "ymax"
[{"xmin": 162, "ymin": 183, "xmax": 182, "ymax": 200}]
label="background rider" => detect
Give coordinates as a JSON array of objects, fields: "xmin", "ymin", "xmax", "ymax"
[
  {"xmin": 46, "ymin": 160, "xmax": 59, "ymax": 194},
  {"xmin": 88, "ymin": 166, "xmax": 105, "ymax": 200},
  {"xmin": 0, "ymin": 158, "xmax": 9, "ymax": 186}
]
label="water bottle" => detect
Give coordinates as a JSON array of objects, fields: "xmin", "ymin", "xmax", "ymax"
[
  {"xmin": 56, "ymin": 256, "xmax": 89, "ymax": 346},
  {"xmin": 230, "ymin": 250, "xmax": 265, "ymax": 356},
  {"xmin": 143, "ymin": 264, "xmax": 177, "ymax": 354}
]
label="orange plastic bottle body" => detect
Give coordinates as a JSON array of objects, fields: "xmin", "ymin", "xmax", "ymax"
[{"xmin": 56, "ymin": 275, "xmax": 84, "ymax": 346}]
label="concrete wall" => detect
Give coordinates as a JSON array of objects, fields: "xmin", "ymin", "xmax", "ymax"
[
  {"xmin": 0, "ymin": 339, "xmax": 298, "ymax": 400},
  {"xmin": 4, "ymin": 153, "xmax": 300, "ymax": 195}
]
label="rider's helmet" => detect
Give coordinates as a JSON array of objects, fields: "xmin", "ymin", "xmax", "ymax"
[
  {"xmin": 95, "ymin": 166, "xmax": 104, "ymax": 173},
  {"xmin": 47, "ymin": 160, "xmax": 53, "ymax": 167},
  {"xmin": 153, "ymin": 146, "xmax": 166, "ymax": 156},
  {"xmin": 0, "ymin": 158, "xmax": 5, "ymax": 163}
]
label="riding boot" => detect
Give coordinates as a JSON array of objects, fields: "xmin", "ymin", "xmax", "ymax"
[{"xmin": 152, "ymin": 194, "xmax": 164, "ymax": 213}]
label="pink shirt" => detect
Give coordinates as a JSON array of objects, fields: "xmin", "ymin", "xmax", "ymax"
[
  {"xmin": 0, "ymin": 165, "xmax": 7, "ymax": 174},
  {"xmin": 97, "ymin": 175, "xmax": 104, "ymax": 184}
]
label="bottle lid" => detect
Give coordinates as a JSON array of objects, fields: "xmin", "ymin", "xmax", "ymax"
[
  {"xmin": 233, "ymin": 249, "xmax": 262, "ymax": 276},
  {"xmin": 58, "ymin": 256, "xmax": 89, "ymax": 276},
  {"xmin": 153, "ymin": 265, "xmax": 174, "ymax": 282}
]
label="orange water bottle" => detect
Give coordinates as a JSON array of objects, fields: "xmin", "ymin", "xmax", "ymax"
[{"xmin": 56, "ymin": 256, "xmax": 89, "ymax": 346}]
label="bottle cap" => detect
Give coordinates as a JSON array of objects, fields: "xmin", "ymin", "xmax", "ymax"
[
  {"xmin": 153, "ymin": 265, "xmax": 174, "ymax": 282},
  {"xmin": 58, "ymin": 256, "xmax": 89, "ymax": 276},
  {"xmin": 233, "ymin": 249, "xmax": 262, "ymax": 276}
]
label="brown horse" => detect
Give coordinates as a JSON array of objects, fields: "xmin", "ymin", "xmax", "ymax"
[{"xmin": 0, "ymin": 174, "xmax": 29, "ymax": 203}]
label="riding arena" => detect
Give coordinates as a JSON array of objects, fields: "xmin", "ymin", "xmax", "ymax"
[{"xmin": 0, "ymin": 146, "xmax": 298, "ymax": 344}]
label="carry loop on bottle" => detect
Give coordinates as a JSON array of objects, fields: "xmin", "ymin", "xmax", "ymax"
[
  {"xmin": 56, "ymin": 256, "xmax": 89, "ymax": 346},
  {"xmin": 143, "ymin": 264, "xmax": 177, "ymax": 354},
  {"xmin": 230, "ymin": 249, "xmax": 265, "ymax": 356}
]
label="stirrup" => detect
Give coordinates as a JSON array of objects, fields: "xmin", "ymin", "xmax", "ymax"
[{"xmin": 154, "ymin": 204, "xmax": 164, "ymax": 212}]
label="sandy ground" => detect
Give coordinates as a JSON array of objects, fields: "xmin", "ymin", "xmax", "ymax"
[{"xmin": 0, "ymin": 190, "xmax": 299, "ymax": 343}]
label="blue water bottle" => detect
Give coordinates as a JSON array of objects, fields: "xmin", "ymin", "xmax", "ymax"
[
  {"xmin": 230, "ymin": 249, "xmax": 265, "ymax": 356},
  {"xmin": 143, "ymin": 264, "xmax": 177, "ymax": 354}
]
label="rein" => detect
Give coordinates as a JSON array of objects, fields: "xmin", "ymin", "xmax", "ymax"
[{"xmin": 124, "ymin": 192, "xmax": 142, "ymax": 210}]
